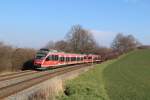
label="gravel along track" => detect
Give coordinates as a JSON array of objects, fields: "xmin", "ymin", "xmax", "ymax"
[{"xmin": 0, "ymin": 64, "xmax": 90, "ymax": 99}]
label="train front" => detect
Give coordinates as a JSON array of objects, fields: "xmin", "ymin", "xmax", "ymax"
[{"xmin": 34, "ymin": 49, "xmax": 48, "ymax": 70}]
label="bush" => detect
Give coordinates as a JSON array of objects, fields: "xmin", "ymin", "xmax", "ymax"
[
  {"xmin": 0, "ymin": 43, "xmax": 13, "ymax": 72},
  {"xmin": 11, "ymin": 48, "xmax": 36, "ymax": 71},
  {"xmin": 0, "ymin": 42, "xmax": 36, "ymax": 73}
]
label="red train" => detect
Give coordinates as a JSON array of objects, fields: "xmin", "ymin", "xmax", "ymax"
[{"xmin": 34, "ymin": 48, "xmax": 101, "ymax": 70}]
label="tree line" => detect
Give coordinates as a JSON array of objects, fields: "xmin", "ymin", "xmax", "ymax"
[
  {"xmin": 0, "ymin": 25, "xmax": 141, "ymax": 73},
  {"xmin": 45, "ymin": 25, "xmax": 141, "ymax": 57}
]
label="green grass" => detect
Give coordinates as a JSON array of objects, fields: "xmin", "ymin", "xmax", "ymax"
[
  {"xmin": 58, "ymin": 60, "xmax": 115, "ymax": 100},
  {"xmin": 104, "ymin": 49, "xmax": 150, "ymax": 100},
  {"xmin": 58, "ymin": 49, "xmax": 150, "ymax": 100}
]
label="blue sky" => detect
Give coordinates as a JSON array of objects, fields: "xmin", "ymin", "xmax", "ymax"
[{"xmin": 0, "ymin": 0, "xmax": 150, "ymax": 48}]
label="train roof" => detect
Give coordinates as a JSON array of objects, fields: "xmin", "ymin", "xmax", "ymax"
[
  {"xmin": 47, "ymin": 52, "xmax": 85, "ymax": 57},
  {"xmin": 39, "ymin": 48, "xmax": 58, "ymax": 53},
  {"xmin": 38, "ymin": 48, "xmax": 99, "ymax": 57}
]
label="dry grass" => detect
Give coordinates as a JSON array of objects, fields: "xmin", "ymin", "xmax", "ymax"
[
  {"xmin": 0, "ymin": 42, "xmax": 36, "ymax": 73},
  {"xmin": 28, "ymin": 78, "xmax": 64, "ymax": 100}
]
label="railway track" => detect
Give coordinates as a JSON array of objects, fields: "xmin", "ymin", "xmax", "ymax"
[
  {"xmin": 0, "ymin": 70, "xmax": 32, "ymax": 78},
  {"xmin": 0, "ymin": 64, "xmax": 91, "ymax": 99},
  {"xmin": 0, "ymin": 70, "xmax": 37, "ymax": 81}
]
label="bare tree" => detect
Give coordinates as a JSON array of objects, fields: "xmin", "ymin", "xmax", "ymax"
[
  {"xmin": 111, "ymin": 33, "xmax": 140, "ymax": 53},
  {"xmin": 55, "ymin": 40, "xmax": 69, "ymax": 52},
  {"xmin": 66, "ymin": 25, "xmax": 97, "ymax": 54}
]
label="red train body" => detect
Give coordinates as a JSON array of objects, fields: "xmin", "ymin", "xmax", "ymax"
[{"xmin": 34, "ymin": 48, "xmax": 101, "ymax": 69}]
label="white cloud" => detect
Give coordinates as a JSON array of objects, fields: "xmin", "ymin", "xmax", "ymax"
[{"xmin": 90, "ymin": 30, "xmax": 118, "ymax": 47}]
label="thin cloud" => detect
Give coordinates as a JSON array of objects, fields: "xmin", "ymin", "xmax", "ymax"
[{"xmin": 90, "ymin": 30, "xmax": 118, "ymax": 47}]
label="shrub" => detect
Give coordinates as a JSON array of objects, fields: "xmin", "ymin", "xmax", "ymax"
[
  {"xmin": 11, "ymin": 48, "xmax": 36, "ymax": 71},
  {"xmin": 0, "ymin": 42, "xmax": 36, "ymax": 72},
  {"xmin": 0, "ymin": 42, "xmax": 13, "ymax": 72}
]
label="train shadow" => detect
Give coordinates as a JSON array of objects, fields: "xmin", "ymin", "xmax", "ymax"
[{"xmin": 22, "ymin": 59, "xmax": 35, "ymax": 70}]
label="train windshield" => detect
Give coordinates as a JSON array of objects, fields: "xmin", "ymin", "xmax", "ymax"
[{"xmin": 35, "ymin": 50, "xmax": 48, "ymax": 59}]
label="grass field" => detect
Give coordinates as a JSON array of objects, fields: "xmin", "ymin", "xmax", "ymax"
[
  {"xmin": 58, "ymin": 49, "xmax": 150, "ymax": 100},
  {"xmin": 58, "ymin": 61, "xmax": 113, "ymax": 100},
  {"xmin": 104, "ymin": 49, "xmax": 150, "ymax": 100}
]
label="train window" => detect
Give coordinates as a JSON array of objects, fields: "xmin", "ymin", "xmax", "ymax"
[
  {"xmin": 46, "ymin": 57, "xmax": 49, "ymax": 61},
  {"xmin": 66, "ymin": 57, "xmax": 69, "ymax": 62},
  {"xmin": 36, "ymin": 52, "xmax": 47, "ymax": 59},
  {"xmin": 36, "ymin": 56, "xmax": 45, "ymax": 59},
  {"xmin": 50, "ymin": 56, "xmax": 53, "ymax": 60},
  {"xmin": 71, "ymin": 57, "xmax": 73, "ymax": 61},
  {"xmin": 51, "ymin": 55, "xmax": 58, "ymax": 61},
  {"xmin": 70, "ymin": 57, "xmax": 73, "ymax": 61},
  {"xmin": 63, "ymin": 57, "xmax": 66, "ymax": 61},
  {"xmin": 77, "ymin": 57, "xmax": 80, "ymax": 61},
  {"xmin": 73, "ymin": 57, "xmax": 75, "ymax": 61},
  {"xmin": 69, "ymin": 57, "xmax": 70, "ymax": 61},
  {"xmin": 74, "ymin": 57, "xmax": 76, "ymax": 61},
  {"xmin": 84, "ymin": 56, "xmax": 87, "ymax": 59},
  {"xmin": 60, "ymin": 57, "xmax": 64, "ymax": 61},
  {"xmin": 88, "ymin": 57, "xmax": 92, "ymax": 59},
  {"xmin": 70, "ymin": 57, "xmax": 72, "ymax": 61},
  {"xmin": 45, "ymin": 56, "xmax": 51, "ymax": 61},
  {"xmin": 71, "ymin": 57, "xmax": 75, "ymax": 61},
  {"xmin": 51, "ymin": 55, "xmax": 55, "ymax": 61},
  {"xmin": 81, "ymin": 57, "xmax": 83, "ymax": 61},
  {"xmin": 55, "ymin": 55, "xmax": 58, "ymax": 61}
]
